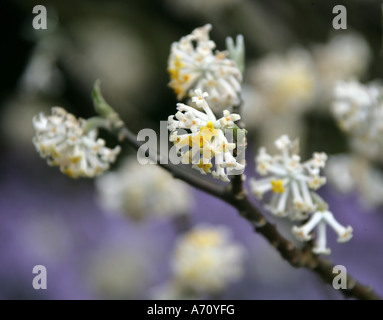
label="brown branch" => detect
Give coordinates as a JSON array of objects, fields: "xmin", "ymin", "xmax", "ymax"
[
  {"xmin": 115, "ymin": 125, "xmax": 381, "ymax": 301},
  {"xmin": 117, "ymin": 126, "xmax": 226, "ymax": 198}
]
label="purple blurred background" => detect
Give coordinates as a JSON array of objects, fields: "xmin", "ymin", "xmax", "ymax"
[{"xmin": 1, "ymin": 0, "xmax": 382, "ymax": 299}]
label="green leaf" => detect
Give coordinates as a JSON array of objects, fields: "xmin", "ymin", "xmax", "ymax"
[{"xmin": 92, "ymin": 80, "xmax": 116, "ymax": 118}]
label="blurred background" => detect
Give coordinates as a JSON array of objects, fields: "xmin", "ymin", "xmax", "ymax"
[{"xmin": 1, "ymin": 0, "xmax": 383, "ymax": 299}]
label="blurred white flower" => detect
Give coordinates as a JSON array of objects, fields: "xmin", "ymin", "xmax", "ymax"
[
  {"xmin": 332, "ymin": 80, "xmax": 383, "ymax": 162},
  {"xmin": 242, "ymin": 48, "xmax": 315, "ymax": 150},
  {"xmin": 171, "ymin": 224, "xmax": 245, "ymax": 294},
  {"xmin": 247, "ymin": 48, "xmax": 315, "ymax": 116},
  {"xmin": 292, "ymin": 210, "xmax": 353, "ymax": 255},
  {"xmin": 168, "ymin": 90, "xmax": 244, "ymax": 182},
  {"xmin": 96, "ymin": 157, "xmax": 192, "ymax": 220},
  {"xmin": 251, "ymin": 135, "xmax": 327, "ymax": 220},
  {"xmin": 85, "ymin": 246, "xmax": 150, "ymax": 299},
  {"xmin": 313, "ymin": 33, "xmax": 371, "ymax": 103},
  {"xmin": 33, "ymin": 107, "xmax": 120, "ymax": 178},
  {"xmin": 168, "ymin": 24, "xmax": 242, "ymax": 112}
]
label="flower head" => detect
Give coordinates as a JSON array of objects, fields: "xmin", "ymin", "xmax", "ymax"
[
  {"xmin": 95, "ymin": 157, "xmax": 192, "ymax": 220},
  {"xmin": 171, "ymin": 224, "xmax": 245, "ymax": 294},
  {"xmin": 168, "ymin": 90, "xmax": 244, "ymax": 182},
  {"xmin": 313, "ymin": 33, "xmax": 371, "ymax": 102},
  {"xmin": 248, "ymin": 48, "xmax": 315, "ymax": 115},
  {"xmin": 250, "ymin": 135, "xmax": 327, "ymax": 220},
  {"xmin": 33, "ymin": 107, "xmax": 120, "ymax": 178},
  {"xmin": 168, "ymin": 24, "xmax": 242, "ymax": 112},
  {"xmin": 292, "ymin": 210, "xmax": 353, "ymax": 255},
  {"xmin": 332, "ymin": 80, "xmax": 383, "ymax": 162}
]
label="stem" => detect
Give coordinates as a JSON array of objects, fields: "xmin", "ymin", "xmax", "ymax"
[
  {"xmin": 113, "ymin": 124, "xmax": 382, "ymax": 301},
  {"xmin": 84, "ymin": 116, "xmax": 111, "ymax": 133},
  {"xmin": 92, "ymin": 80, "xmax": 117, "ymax": 118}
]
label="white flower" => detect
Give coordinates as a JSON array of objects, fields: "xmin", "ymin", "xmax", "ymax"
[
  {"xmin": 33, "ymin": 107, "xmax": 120, "ymax": 178},
  {"xmin": 332, "ymin": 80, "xmax": 383, "ymax": 161},
  {"xmin": 171, "ymin": 224, "xmax": 245, "ymax": 294},
  {"xmin": 96, "ymin": 157, "xmax": 192, "ymax": 220},
  {"xmin": 250, "ymin": 135, "xmax": 327, "ymax": 220},
  {"xmin": 248, "ymin": 48, "xmax": 315, "ymax": 115},
  {"xmin": 168, "ymin": 90, "xmax": 245, "ymax": 182},
  {"xmin": 241, "ymin": 49, "xmax": 314, "ymax": 150},
  {"xmin": 313, "ymin": 33, "xmax": 371, "ymax": 101},
  {"xmin": 168, "ymin": 24, "xmax": 242, "ymax": 112},
  {"xmin": 292, "ymin": 210, "xmax": 353, "ymax": 255},
  {"xmin": 85, "ymin": 246, "xmax": 149, "ymax": 299}
]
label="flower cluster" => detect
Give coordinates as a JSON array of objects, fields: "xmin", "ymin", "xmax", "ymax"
[
  {"xmin": 242, "ymin": 33, "xmax": 371, "ymax": 137},
  {"xmin": 168, "ymin": 24, "xmax": 242, "ymax": 112},
  {"xmin": 313, "ymin": 33, "xmax": 371, "ymax": 101},
  {"xmin": 247, "ymin": 48, "xmax": 315, "ymax": 115},
  {"xmin": 32, "ymin": 107, "xmax": 120, "ymax": 178},
  {"xmin": 168, "ymin": 90, "xmax": 245, "ymax": 182},
  {"xmin": 251, "ymin": 135, "xmax": 352, "ymax": 254},
  {"xmin": 332, "ymin": 80, "xmax": 383, "ymax": 162},
  {"xmin": 250, "ymin": 135, "xmax": 327, "ymax": 220},
  {"xmin": 96, "ymin": 157, "xmax": 192, "ymax": 220},
  {"xmin": 171, "ymin": 224, "xmax": 245, "ymax": 294}
]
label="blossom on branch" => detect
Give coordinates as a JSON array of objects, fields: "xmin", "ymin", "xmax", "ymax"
[
  {"xmin": 332, "ymin": 80, "xmax": 383, "ymax": 162},
  {"xmin": 250, "ymin": 135, "xmax": 327, "ymax": 220},
  {"xmin": 32, "ymin": 107, "xmax": 120, "ymax": 178},
  {"xmin": 168, "ymin": 24, "xmax": 242, "ymax": 112},
  {"xmin": 168, "ymin": 89, "xmax": 245, "ymax": 182}
]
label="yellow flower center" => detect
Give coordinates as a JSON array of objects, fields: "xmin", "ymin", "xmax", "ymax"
[
  {"xmin": 197, "ymin": 160, "xmax": 212, "ymax": 173},
  {"xmin": 186, "ymin": 230, "xmax": 221, "ymax": 248},
  {"xmin": 200, "ymin": 121, "xmax": 218, "ymax": 141},
  {"xmin": 271, "ymin": 179, "xmax": 285, "ymax": 193}
]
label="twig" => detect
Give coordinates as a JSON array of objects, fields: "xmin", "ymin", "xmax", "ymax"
[
  {"xmin": 114, "ymin": 124, "xmax": 381, "ymax": 300},
  {"xmin": 124, "ymin": 125, "xmax": 379, "ymax": 300}
]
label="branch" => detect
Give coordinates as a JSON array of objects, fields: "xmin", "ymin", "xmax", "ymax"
[
  {"xmin": 118, "ymin": 127, "xmax": 226, "ymax": 199},
  {"xmin": 115, "ymin": 124, "xmax": 381, "ymax": 300}
]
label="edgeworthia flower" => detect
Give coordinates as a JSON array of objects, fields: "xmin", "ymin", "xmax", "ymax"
[
  {"xmin": 96, "ymin": 157, "xmax": 192, "ymax": 220},
  {"xmin": 171, "ymin": 224, "xmax": 245, "ymax": 294},
  {"xmin": 332, "ymin": 80, "xmax": 383, "ymax": 162},
  {"xmin": 33, "ymin": 107, "xmax": 120, "ymax": 178},
  {"xmin": 168, "ymin": 24, "xmax": 242, "ymax": 112},
  {"xmin": 248, "ymin": 48, "xmax": 315, "ymax": 115},
  {"xmin": 168, "ymin": 89, "xmax": 245, "ymax": 182},
  {"xmin": 250, "ymin": 135, "xmax": 327, "ymax": 220}
]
